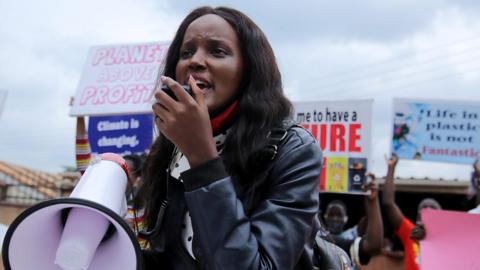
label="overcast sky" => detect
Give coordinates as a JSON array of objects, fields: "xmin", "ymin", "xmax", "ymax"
[{"xmin": 1, "ymin": 0, "xmax": 479, "ymax": 180}]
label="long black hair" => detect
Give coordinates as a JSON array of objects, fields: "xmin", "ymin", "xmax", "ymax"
[{"xmin": 143, "ymin": 6, "xmax": 293, "ymax": 229}]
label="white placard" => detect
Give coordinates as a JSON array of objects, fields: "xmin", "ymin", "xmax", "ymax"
[
  {"xmin": 70, "ymin": 41, "xmax": 170, "ymax": 116},
  {"xmin": 293, "ymin": 100, "xmax": 373, "ymax": 194}
]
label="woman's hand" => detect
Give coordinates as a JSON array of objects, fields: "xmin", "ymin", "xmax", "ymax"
[{"xmin": 152, "ymin": 75, "xmax": 218, "ymax": 167}]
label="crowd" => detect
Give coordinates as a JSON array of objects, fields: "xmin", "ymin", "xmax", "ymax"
[
  {"xmin": 68, "ymin": 5, "xmax": 480, "ymax": 270},
  {"xmin": 74, "ymin": 114, "xmax": 480, "ymax": 270}
]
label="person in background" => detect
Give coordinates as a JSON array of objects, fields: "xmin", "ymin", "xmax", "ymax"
[
  {"xmin": 124, "ymin": 154, "xmax": 145, "ymax": 198},
  {"xmin": 323, "ymin": 200, "xmax": 350, "ymax": 238},
  {"xmin": 123, "ymin": 154, "xmax": 148, "ymax": 248},
  {"xmin": 141, "ymin": 6, "xmax": 322, "ymax": 269},
  {"xmin": 73, "ymin": 110, "xmax": 92, "ymax": 175},
  {"xmin": 323, "ymin": 201, "xmax": 368, "ymax": 241},
  {"xmin": 468, "ymin": 159, "xmax": 480, "ymax": 214},
  {"xmin": 323, "ymin": 174, "xmax": 383, "ymax": 268},
  {"xmin": 382, "ymin": 154, "xmax": 442, "ymax": 270}
]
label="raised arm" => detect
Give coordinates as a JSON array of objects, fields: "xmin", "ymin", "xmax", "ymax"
[
  {"xmin": 360, "ymin": 173, "xmax": 383, "ymax": 255},
  {"xmin": 381, "ymin": 154, "xmax": 404, "ymax": 230},
  {"xmin": 75, "ymin": 116, "xmax": 92, "ymax": 174}
]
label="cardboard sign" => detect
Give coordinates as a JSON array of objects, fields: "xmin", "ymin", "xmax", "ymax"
[
  {"xmin": 293, "ymin": 100, "xmax": 372, "ymax": 194},
  {"xmin": 88, "ymin": 114, "xmax": 153, "ymax": 155},
  {"xmin": 392, "ymin": 98, "xmax": 480, "ymax": 164},
  {"xmin": 70, "ymin": 42, "xmax": 169, "ymax": 116},
  {"xmin": 421, "ymin": 209, "xmax": 480, "ymax": 269}
]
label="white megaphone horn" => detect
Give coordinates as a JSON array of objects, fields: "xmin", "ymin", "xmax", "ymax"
[{"xmin": 2, "ymin": 153, "xmax": 144, "ymax": 270}]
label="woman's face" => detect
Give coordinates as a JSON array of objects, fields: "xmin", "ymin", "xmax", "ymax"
[{"xmin": 175, "ymin": 14, "xmax": 244, "ymax": 113}]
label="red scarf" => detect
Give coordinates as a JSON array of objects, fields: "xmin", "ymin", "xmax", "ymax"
[{"xmin": 210, "ymin": 100, "xmax": 239, "ymax": 136}]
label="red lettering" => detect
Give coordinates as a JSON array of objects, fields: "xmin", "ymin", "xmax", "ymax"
[
  {"xmin": 300, "ymin": 123, "xmax": 363, "ymax": 154},
  {"xmin": 348, "ymin": 124, "xmax": 361, "ymax": 152},
  {"xmin": 319, "ymin": 124, "xmax": 327, "ymax": 151},
  {"xmin": 310, "ymin": 124, "xmax": 318, "ymax": 144},
  {"xmin": 330, "ymin": 124, "xmax": 346, "ymax": 151}
]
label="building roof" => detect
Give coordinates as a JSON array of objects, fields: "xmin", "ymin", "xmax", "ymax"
[
  {"xmin": 378, "ymin": 176, "xmax": 469, "ymax": 195},
  {"xmin": 0, "ymin": 160, "xmax": 80, "ymax": 205},
  {"xmin": 0, "ymin": 160, "xmax": 470, "ymax": 205}
]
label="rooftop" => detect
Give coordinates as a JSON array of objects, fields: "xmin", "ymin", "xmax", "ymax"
[{"xmin": 0, "ymin": 160, "xmax": 80, "ymax": 205}]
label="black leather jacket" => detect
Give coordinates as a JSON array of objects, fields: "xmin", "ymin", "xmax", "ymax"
[{"xmin": 143, "ymin": 126, "xmax": 322, "ymax": 270}]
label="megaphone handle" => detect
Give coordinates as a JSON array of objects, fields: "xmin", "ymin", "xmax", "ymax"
[{"xmin": 138, "ymin": 199, "xmax": 170, "ymax": 240}]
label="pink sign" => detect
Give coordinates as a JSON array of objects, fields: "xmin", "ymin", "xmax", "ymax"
[
  {"xmin": 70, "ymin": 41, "xmax": 170, "ymax": 116},
  {"xmin": 420, "ymin": 208, "xmax": 480, "ymax": 269}
]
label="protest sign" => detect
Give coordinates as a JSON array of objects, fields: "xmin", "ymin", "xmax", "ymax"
[
  {"xmin": 88, "ymin": 114, "xmax": 153, "ymax": 155},
  {"xmin": 392, "ymin": 98, "xmax": 480, "ymax": 164},
  {"xmin": 293, "ymin": 100, "xmax": 372, "ymax": 194},
  {"xmin": 70, "ymin": 41, "xmax": 169, "ymax": 116},
  {"xmin": 421, "ymin": 209, "xmax": 480, "ymax": 270}
]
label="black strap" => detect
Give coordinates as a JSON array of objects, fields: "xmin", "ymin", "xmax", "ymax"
[
  {"xmin": 242, "ymin": 120, "xmax": 300, "ymax": 215},
  {"xmin": 264, "ymin": 121, "xmax": 354, "ymax": 269},
  {"xmin": 265, "ymin": 120, "xmax": 300, "ymax": 160}
]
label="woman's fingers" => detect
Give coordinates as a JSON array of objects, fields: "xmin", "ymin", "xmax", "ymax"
[
  {"xmin": 188, "ymin": 75, "xmax": 206, "ymax": 107},
  {"xmin": 152, "ymin": 100, "xmax": 172, "ymax": 126},
  {"xmin": 151, "ymin": 75, "xmax": 213, "ymax": 163},
  {"xmin": 154, "ymin": 82, "xmax": 176, "ymax": 109},
  {"xmin": 160, "ymin": 75, "xmax": 194, "ymax": 103}
]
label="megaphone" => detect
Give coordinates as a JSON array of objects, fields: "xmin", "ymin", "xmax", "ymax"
[{"xmin": 2, "ymin": 153, "xmax": 144, "ymax": 270}]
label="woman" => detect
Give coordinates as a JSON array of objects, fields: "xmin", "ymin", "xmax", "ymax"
[{"xmin": 142, "ymin": 6, "xmax": 322, "ymax": 269}]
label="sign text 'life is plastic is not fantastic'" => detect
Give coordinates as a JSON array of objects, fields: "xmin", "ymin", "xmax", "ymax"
[
  {"xmin": 70, "ymin": 42, "xmax": 169, "ymax": 116},
  {"xmin": 294, "ymin": 100, "xmax": 373, "ymax": 194},
  {"xmin": 392, "ymin": 98, "xmax": 480, "ymax": 164}
]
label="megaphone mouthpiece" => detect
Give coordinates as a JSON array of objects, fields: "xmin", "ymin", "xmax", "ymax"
[{"xmin": 54, "ymin": 207, "xmax": 110, "ymax": 270}]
